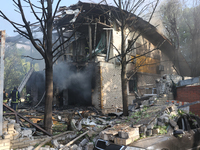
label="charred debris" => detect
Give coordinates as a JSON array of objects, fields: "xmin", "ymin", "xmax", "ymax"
[
  {"xmin": 2, "ymin": 74, "xmax": 198, "ymax": 150},
  {"xmin": 1, "ymin": 92, "xmax": 194, "ymax": 150}
]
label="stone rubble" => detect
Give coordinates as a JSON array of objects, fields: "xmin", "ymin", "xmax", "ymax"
[{"xmin": 0, "ymin": 92, "xmax": 191, "ymax": 150}]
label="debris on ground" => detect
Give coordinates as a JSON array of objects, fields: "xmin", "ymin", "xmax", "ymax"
[{"xmin": 0, "ymin": 91, "xmax": 193, "ymax": 150}]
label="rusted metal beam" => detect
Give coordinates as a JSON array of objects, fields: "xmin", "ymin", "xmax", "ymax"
[
  {"xmin": 3, "ymin": 104, "xmax": 19, "ymax": 123},
  {"xmin": 3, "ymin": 104, "xmax": 52, "ymax": 136},
  {"xmin": 3, "ymin": 113, "xmax": 15, "ymax": 115}
]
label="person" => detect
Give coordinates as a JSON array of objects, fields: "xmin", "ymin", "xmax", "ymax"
[
  {"xmin": 25, "ymin": 93, "xmax": 31, "ymax": 105},
  {"xmin": 9, "ymin": 87, "xmax": 20, "ymax": 111},
  {"xmin": 3, "ymin": 89, "xmax": 8, "ymax": 113}
]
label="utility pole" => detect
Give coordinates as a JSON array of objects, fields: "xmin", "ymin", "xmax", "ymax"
[{"xmin": 0, "ymin": 30, "xmax": 5, "ymax": 135}]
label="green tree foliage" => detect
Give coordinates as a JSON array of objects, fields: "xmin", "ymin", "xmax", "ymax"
[
  {"xmin": 159, "ymin": 0, "xmax": 200, "ymax": 76},
  {"xmin": 4, "ymin": 44, "xmax": 30, "ymax": 94},
  {"xmin": 160, "ymin": 0, "xmax": 182, "ymax": 49}
]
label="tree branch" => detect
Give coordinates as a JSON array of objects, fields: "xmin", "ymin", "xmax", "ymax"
[
  {"xmin": 21, "ymin": 55, "xmax": 44, "ymax": 60},
  {"xmin": 17, "ymin": 0, "xmax": 45, "ymax": 58}
]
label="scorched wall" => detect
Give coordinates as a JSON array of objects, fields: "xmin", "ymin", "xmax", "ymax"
[{"xmin": 92, "ymin": 62, "xmax": 122, "ymax": 114}]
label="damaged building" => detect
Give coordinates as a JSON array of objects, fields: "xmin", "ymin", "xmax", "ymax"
[{"xmin": 26, "ymin": 1, "xmax": 191, "ymax": 113}]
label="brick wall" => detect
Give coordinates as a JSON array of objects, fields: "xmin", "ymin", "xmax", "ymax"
[{"xmin": 176, "ymin": 85, "xmax": 200, "ymax": 116}]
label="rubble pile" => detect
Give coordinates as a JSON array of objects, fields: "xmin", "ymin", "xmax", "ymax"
[
  {"xmin": 98, "ymin": 99, "xmax": 180, "ymax": 146},
  {"xmin": 0, "ymin": 118, "xmax": 49, "ymax": 150},
  {"xmin": 0, "ymin": 94, "xmax": 189, "ymax": 150}
]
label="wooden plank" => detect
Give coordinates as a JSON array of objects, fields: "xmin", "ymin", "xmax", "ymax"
[{"xmin": 88, "ymin": 24, "xmax": 92, "ymax": 60}]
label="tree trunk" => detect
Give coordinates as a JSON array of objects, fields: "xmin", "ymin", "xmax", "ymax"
[
  {"xmin": 44, "ymin": 0, "xmax": 53, "ymax": 134},
  {"xmin": 44, "ymin": 62, "xmax": 53, "ymax": 133},
  {"xmin": 120, "ymin": 17, "xmax": 128, "ymax": 116},
  {"xmin": 121, "ymin": 63, "xmax": 128, "ymax": 116}
]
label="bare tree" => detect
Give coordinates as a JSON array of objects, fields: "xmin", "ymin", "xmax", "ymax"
[
  {"xmin": 103, "ymin": 0, "xmax": 160, "ymax": 115},
  {"xmin": 183, "ymin": 0, "xmax": 200, "ymax": 76},
  {"xmin": 159, "ymin": 0, "xmax": 182, "ymax": 75},
  {"xmin": 160, "ymin": 0, "xmax": 200, "ymax": 77},
  {"xmin": 0, "ymin": 0, "xmax": 72, "ymax": 133}
]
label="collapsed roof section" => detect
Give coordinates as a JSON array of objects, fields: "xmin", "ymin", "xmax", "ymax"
[
  {"xmin": 55, "ymin": 2, "xmax": 113, "ymax": 28},
  {"xmin": 54, "ymin": 1, "xmax": 191, "ymax": 76}
]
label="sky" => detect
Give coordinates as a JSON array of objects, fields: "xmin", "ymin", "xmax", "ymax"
[
  {"xmin": 0, "ymin": 0, "xmax": 98, "ymax": 36},
  {"xmin": 0, "ymin": 0, "xmax": 171, "ymax": 38},
  {"xmin": 0, "ymin": 0, "xmax": 158, "ymax": 37}
]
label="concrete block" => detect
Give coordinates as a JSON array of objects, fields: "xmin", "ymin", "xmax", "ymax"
[
  {"xmin": 19, "ymin": 137, "xmax": 30, "ymax": 142},
  {"xmin": 2, "ymin": 134, "xmax": 10, "ymax": 139},
  {"xmin": 139, "ymin": 125, "xmax": 147, "ymax": 133},
  {"xmin": 44, "ymin": 145, "xmax": 50, "ymax": 148},
  {"xmin": 142, "ymin": 100, "xmax": 149, "ymax": 107},
  {"xmin": 3, "ymin": 120, "xmax": 8, "ymax": 126},
  {"xmin": 29, "ymin": 140, "xmax": 39, "ymax": 146},
  {"xmin": 4, "ymin": 142, "xmax": 10, "ymax": 146},
  {"xmin": 10, "ymin": 139, "xmax": 19, "ymax": 144},
  {"xmin": 12, "ymin": 141, "xmax": 24, "ymax": 146},
  {"xmin": 146, "ymin": 129, "xmax": 152, "ymax": 136},
  {"xmin": 69, "ymin": 144, "xmax": 78, "ymax": 150},
  {"xmin": 153, "ymin": 118, "xmax": 158, "ymax": 125},
  {"xmin": 19, "ymin": 143, "xmax": 30, "ymax": 148},
  {"xmin": 128, "ymin": 105, "xmax": 135, "ymax": 112},
  {"xmin": 7, "ymin": 130, "xmax": 14, "ymax": 134},
  {"xmin": 7, "ymin": 123, "xmax": 14, "ymax": 130},
  {"xmin": 61, "ymin": 146, "xmax": 69, "ymax": 150},
  {"xmin": 2, "ymin": 128, "xmax": 7, "ymax": 134},
  {"xmin": 85, "ymin": 142, "xmax": 94, "ymax": 150},
  {"xmin": 157, "ymin": 121, "xmax": 165, "ymax": 126},
  {"xmin": 3, "ymin": 123, "xmax": 8, "ymax": 130},
  {"xmin": 2, "ymin": 124, "xmax": 7, "ymax": 129},
  {"xmin": 0, "ymin": 145, "xmax": 10, "ymax": 150},
  {"xmin": 87, "ymin": 129, "xmax": 97, "ymax": 137},
  {"xmin": 24, "ymin": 139, "xmax": 33, "ymax": 144},
  {"xmin": 76, "ymin": 146, "xmax": 83, "ymax": 150},
  {"xmin": 79, "ymin": 138, "xmax": 89, "ymax": 147},
  {"xmin": 118, "ymin": 127, "xmax": 139, "ymax": 139},
  {"xmin": 8, "ymin": 119, "xmax": 16, "ymax": 124},
  {"xmin": 114, "ymin": 135, "xmax": 139, "ymax": 145},
  {"xmin": 147, "ymin": 123, "xmax": 154, "ymax": 130},
  {"xmin": 26, "ymin": 146, "xmax": 34, "ymax": 150},
  {"xmin": 164, "ymin": 117, "xmax": 169, "ymax": 123},
  {"xmin": 157, "ymin": 117, "xmax": 163, "ymax": 123},
  {"xmin": 10, "ymin": 146, "xmax": 19, "ymax": 149},
  {"xmin": 0, "ymin": 139, "xmax": 10, "ymax": 144},
  {"xmin": 170, "ymin": 111, "xmax": 178, "ymax": 116},
  {"xmin": 152, "ymin": 128, "xmax": 160, "ymax": 135},
  {"xmin": 14, "ymin": 123, "xmax": 21, "ymax": 132},
  {"xmin": 39, "ymin": 148, "xmax": 49, "ymax": 150},
  {"xmin": 158, "ymin": 114, "xmax": 169, "ymax": 123},
  {"xmin": 171, "ymin": 105, "xmax": 178, "ymax": 112},
  {"xmin": 21, "ymin": 129, "xmax": 33, "ymax": 139},
  {"xmin": 99, "ymin": 130, "xmax": 118, "ymax": 141}
]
